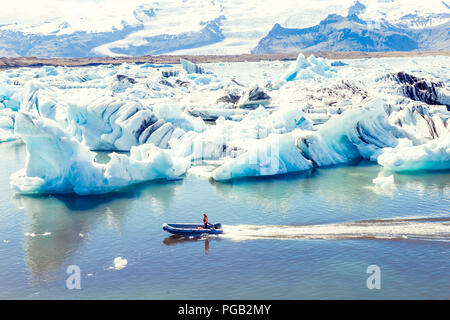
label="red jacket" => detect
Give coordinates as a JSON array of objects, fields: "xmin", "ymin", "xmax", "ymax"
[{"xmin": 203, "ymin": 216, "xmax": 208, "ymax": 224}]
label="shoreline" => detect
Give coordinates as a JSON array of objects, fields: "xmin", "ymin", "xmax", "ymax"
[{"xmin": 1, "ymin": 51, "xmax": 449, "ymax": 70}]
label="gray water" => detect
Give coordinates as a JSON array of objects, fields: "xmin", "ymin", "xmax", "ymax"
[{"xmin": 0, "ymin": 141, "xmax": 449, "ymax": 299}]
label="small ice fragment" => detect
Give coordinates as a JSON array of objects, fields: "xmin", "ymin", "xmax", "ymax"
[
  {"xmin": 79, "ymin": 233, "xmax": 84, "ymax": 237},
  {"xmin": 111, "ymin": 257, "xmax": 127, "ymax": 270},
  {"xmin": 24, "ymin": 232, "xmax": 51, "ymax": 237}
]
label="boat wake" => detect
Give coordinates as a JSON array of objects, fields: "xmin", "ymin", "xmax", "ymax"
[{"xmin": 222, "ymin": 217, "xmax": 450, "ymax": 242}]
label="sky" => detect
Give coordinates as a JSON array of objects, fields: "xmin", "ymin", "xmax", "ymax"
[
  {"xmin": 0, "ymin": 0, "xmax": 140, "ymax": 25},
  {"xmin": 0, "ymin": 0, "xmax": 447, "ymax": 30}
]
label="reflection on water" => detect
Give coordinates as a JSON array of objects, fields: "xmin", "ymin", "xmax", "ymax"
[
  {"xmin": 211, "ymin": 170, "xmax": 314, "ymax": 213},
  {"xmin": 14, "ymin": 195, "xmax": 99, "ymax": 281},
  {"xmin": 12, "ymin": 178, "xmax": 183, "ymax": 282},
  {"xmin": 394, "ymin": 170, "xmax": 450, "ymax": 196},
  {"xmin": 212, "ymin": 161, "xmax": 450, "ymax": 214},
  {"xmin": 163, "ymin": 235, "xmax": 217, "ymax": 255},
  {"xmin": 14, "ymin": 195, "xmax": 113, "ymax": 281}
]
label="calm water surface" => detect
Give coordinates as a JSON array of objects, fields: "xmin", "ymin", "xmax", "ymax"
[{"xmin": 0, "ymin": 141, "xmax": 449, "ymax": 299}]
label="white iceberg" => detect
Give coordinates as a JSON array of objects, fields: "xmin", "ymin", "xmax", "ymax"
[
  {"xmin": 281, "ymin": 53, "xmax": 336, "ymax": 82},
  {"xmin": 212, "ymin": 133, "xmax": 313, "ymax": 181},
  {"xmin": 377, "ymin": 137, "xmax": 450, "ymax": 172},
  {"xmin": 211, "ymin": 99, "xmax": 400, "ymax": 181},
  {"xmin": 0, "ymin": 85, "xmax": 21, "ymax": 111},
  {"xmin": 11, "ymin": 112, "xmax": 189, "ymax": 195},
  {"xmin": 180, "ymin": 59, "xmax": 205, "ymax": 74}
]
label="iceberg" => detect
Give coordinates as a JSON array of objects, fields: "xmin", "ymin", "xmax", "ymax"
[
  {"xmin": 11, "ymin": 112, "xmax": 189, "ymax": 195},
  {"xmin": 281, "ymin": 54, "xmax": 336, "ymax": 82},
  {"xmin": 212, "ymin": 133, "xmax": 313, "ymax": 181},
  {"xmin": 0, "ymin": 85, "xmax": 21, "ymax": 111},
  {"xmin": 67, "ymin": 97, "xmax": 173, "ymax": 151},
  {"xmin": 180, "ymin": 59, "xmax": 205, "ymax": 74},
  {"xmin": 211, "ymin": 99, "xmax": 400, "ymax": 181},
  {"xmin": 387, "ymin": 105, "xmax": 448, "ymax": 144},
  {"xmin": 174, "ymin": 105, "xmax": 313, "ymax": 164},
  {"xmin": 377, "ymin": 137, "xmax": 450, "ymax": 172},
  {"xmin": 295, "ymin": 99, "xmax": 400, "ymax": 167},
  {"xmin": 237, "ymin": 85, "xmax": 272, "ymax": 109}
]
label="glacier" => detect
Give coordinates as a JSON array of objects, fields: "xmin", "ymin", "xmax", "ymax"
[{"xmin": 0, "ymin": 54, "xmax": 449, "ymax": 194}]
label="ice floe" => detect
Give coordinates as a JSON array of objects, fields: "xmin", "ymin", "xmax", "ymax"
[{"xmin": 110, "ymin": 257, "xmax": 128, "ymax": 270}]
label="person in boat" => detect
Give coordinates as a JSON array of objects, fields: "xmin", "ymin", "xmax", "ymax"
[{"xmin": 203, "ymin": 213, "xmax": 209, "ymax": 229}]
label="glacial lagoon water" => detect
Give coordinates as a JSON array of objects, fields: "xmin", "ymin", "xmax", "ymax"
[{"xmin": 0, "ymin": 140, "xmax": 449, "ymax": 299}]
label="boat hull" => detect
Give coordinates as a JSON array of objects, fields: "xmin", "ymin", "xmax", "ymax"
[{"xmin": 162, "ymin": 223, "xmax": 223, "ymax": 236}]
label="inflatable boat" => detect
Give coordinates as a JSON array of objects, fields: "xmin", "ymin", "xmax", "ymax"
[{"xmin": 162, "ymin": 223, "xmax": 223, "ymax": 236}]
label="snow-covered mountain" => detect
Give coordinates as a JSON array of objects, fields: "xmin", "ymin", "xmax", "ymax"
[
  {"xmin": 253, "ymin": 14, "xmax": 450, "ymax": 53},
  {"xmin": 0, "ymin": 0, "xmax": 449, "ymax": 57}
]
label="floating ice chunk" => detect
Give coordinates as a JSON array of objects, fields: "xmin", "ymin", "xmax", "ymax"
[
  {"xmin": 331, "ymin": 61, "xmax": 348, "ymax": 67},
  {"xmin": 378, "ymin": 137, "xmax": 450, "ymax": 172},
  {"xmin": 110, "ymin": 74, "xmax": 136, "ymax": 92},
  {"xmin": 212, "ymin": 99, "xmax": 400, "ymax": 181},
  {"xmin": 11, "ymin": 112, "xmax": 189, "ymax": 195},
  {"xmin": 181, "ymin": 59, "xmax": 205, "ymax": 74},
  {"xmin": 295, "ymin": 99, "xmax": 399, "ymax": 167},
  {"xmin": 281, "ymin": 54, "xmax": 335, "ymax": 83},
  {"xmin": 0, "ymin": 85, "xmax": 21, "ymax": 111},
  {"xmin": 40, "ymin": 66, "xmax": 58, "ymax": 77},
  {"xmin": 237, "ymin": 85, "xmax": 272, "ymax": 108},
  {"xmin": 111, "ymin": 257, "xmax": 127, "ymax": 270},
  {"xmin": 282, "ymin": 53, "xmax": 311, "ymax": 81},
  {"xmin": 388, "ymin": 105, "xmax": 449, "ymax": 144},
  {"xmin": 152, "ymin": 103, "xmax": 205, "ymax": 132},
  {"xmin": 187, "ymin": 108, "xmax": 249, "ymax": 122},
  {"xmin": 212, "ymin": 133, "xmax": 312, "ymax": 181},
  {"xmin": 141, "ymin": 63, "xmax": 173, "ymax": 68},
  {"xmin": 24, "ymin": 232, "xmax": 51, "ymax": 237}
]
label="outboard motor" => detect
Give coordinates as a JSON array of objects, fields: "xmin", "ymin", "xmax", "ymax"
[{"xmin": 213, "ymin": 223, "xmax": 222, "ymax": 229}]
